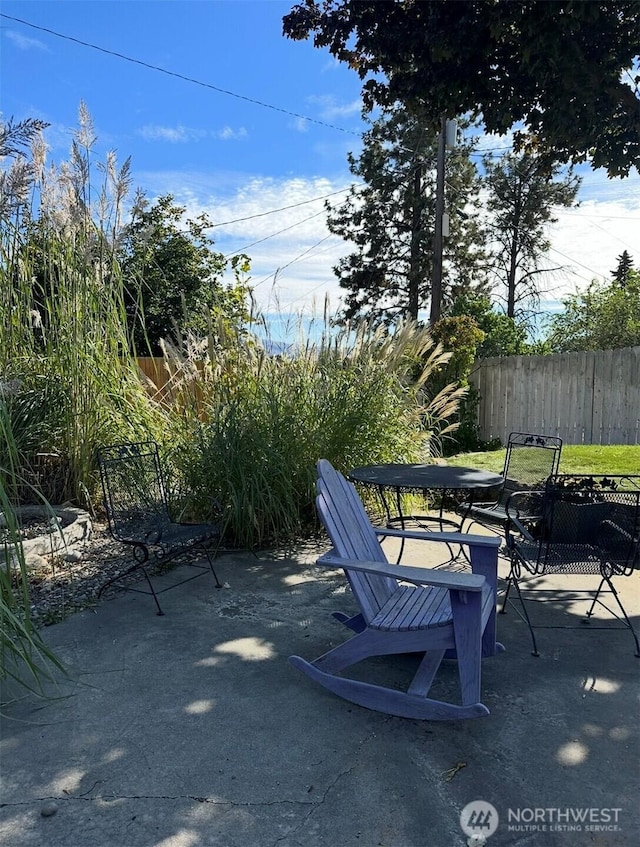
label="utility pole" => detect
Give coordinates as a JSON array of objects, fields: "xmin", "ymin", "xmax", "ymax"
[
  {"xmin": 408, "ymin": 155, "xmax": 424, "ymax": 322},
  {"xmin": 429, "ymin": 116, "xmax": 446, "ymax": 326},
  {"xmin": 429, "ymin": 117, "xmax": 457, "ymax": 326}
]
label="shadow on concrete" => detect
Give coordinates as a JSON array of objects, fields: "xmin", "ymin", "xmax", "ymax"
[{"xmin": 1, "ymin": 540, "xmax": 638, "ymax": 847}]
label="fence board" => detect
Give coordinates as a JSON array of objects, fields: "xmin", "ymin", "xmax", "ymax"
[
  {"xmin": 470, "ymin": 346, "xmax": 640, "ymax": 446},
  {"xmin": 624, "ymin": 348, "xmax": 640, "ymax": 444},
  {"xmin": 577, "ymin": 351, "xmax": 592, "ymax": 444}
]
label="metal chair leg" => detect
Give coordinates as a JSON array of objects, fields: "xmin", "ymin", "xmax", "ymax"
[
  {"xmin": 588, "ymin": 578, "xmax": 640, "ymax": 658},
  {"xmin": 202, "ymin": 547, "xmax": 224, "ymax": 589}
]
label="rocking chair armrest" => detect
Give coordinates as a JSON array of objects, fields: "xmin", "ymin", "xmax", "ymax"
[
  {"xmin": 373, "ymin": 527, "xmax": 501, "ymax": 550},
  {"xmin": 317, "ymin": 550, "xmax": 487, "ymax": 592}
]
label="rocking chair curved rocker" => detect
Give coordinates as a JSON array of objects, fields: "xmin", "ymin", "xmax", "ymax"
[{"xmin": 289, "ymin": 460, "xmax": 504, "ymax": 720}]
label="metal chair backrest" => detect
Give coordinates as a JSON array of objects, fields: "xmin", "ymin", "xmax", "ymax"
[
  {"xmin": 97, "ymin": 441, "xmax": 171, "ymax": 542},
  {"xmin": 501, "ymin": 432, "xmax": 563, "ymax": 495}
]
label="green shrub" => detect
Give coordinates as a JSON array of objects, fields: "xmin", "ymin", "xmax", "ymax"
[
  {"xmin": 165, "ymin": 318, "xmax": 465, "ymax": 549},
  {"xmin": 428, "ymin": 314, "xmax": 485, "ymax": 454},
  {"xmin": 0, "ymin": 110, "xmax": 168, "ymax": 508}
]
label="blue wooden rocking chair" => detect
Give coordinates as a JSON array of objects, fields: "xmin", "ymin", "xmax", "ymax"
[{"xmin": 289, "ymin": 460, "xmax": 504, "ymax": 720}]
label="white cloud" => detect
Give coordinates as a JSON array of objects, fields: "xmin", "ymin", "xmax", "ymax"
[
  {"xmin": 307, "ymin": 95, "xmax": 362, "ymax": 121},
  {"xmin": 139, "ymin": 124, "xmax": 247, "ymax": 143},
  {"xmin": 290, "ymin": 117, "xmax": 309, "ymax": 134},
  {"xmin": 5, "ymin": 30, "xmax": 49, "ymax": 51},
  {"xmin": 215, "ymin": 126, "xmax": 247, "ymax": 141},
  {"xmin": 321, "ymin": 57, "xmax": 343, "ymax": 73},
  {"xmin": 134, "ymin": 171, "xmax": 350, "ymax": 313},
  {"xmin": 545, "ymin": 195, "xmax": 640, "ymax": 298},
  {"xmin": 139, "ymin": 124, "xmax": 199, "ymax": 143},
  {"xmin": 467, "ymin": 126, "xmax": 516, "ymax": 157},
  {"xmin": 29, "ymin": 121, "xmax": 71, "ymax": 154},
  {"xmin": 133, "ymin": 162, "xmax": 640, "ymax": 319}
]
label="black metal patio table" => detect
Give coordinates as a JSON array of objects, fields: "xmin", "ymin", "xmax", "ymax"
[{"xmin": 348, "ymin": 463, "xmax": 504, "ymax": 537}]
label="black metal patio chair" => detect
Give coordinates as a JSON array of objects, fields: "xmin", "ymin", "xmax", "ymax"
[
  {"xmin": 97, "ymin": 441, "xmax": 224, "ymax": 615},
  {"xmin": 462, "ymin": 431, "xmax": 562, "ymax": 532},
  {"xmin": 502, "ymin": 474, "xmax": 640, "ymax": 657}
]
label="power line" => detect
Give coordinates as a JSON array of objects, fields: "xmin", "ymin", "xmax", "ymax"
[
  {"xmin": 209, "ymin": 186, "xmax": 353, "ymax": 229},
  {"xmin": 286, "ymin": 246, "xmax": 349, "ymax": 306},
  {"xmin": 0, "ymin": 13, "xmax": 362, "ymax": 137},
  {"xmin": 252, "ymin": 235, "xmax": 336, "ymax": 289},
  {"xmin": 557, "ymin": 209, "xmax": 640, "ymax": 221},
  {"xmin": 469, "ymin": 147, "xmax": 513, "ymax": 156},
  {"xmin": 223, "ymin": 208, "xmax": 328, "ymax": 258},
  {"xmin": 577, "ymin": 219, "xmax": 639, "ymax": 255},
  {"xmin": 547, "ymin": 245, "xmax": 607, "ymax": 280}
]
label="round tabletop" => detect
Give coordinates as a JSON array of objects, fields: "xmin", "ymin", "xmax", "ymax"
[{"xmin": 348, "ymin": 463, "xmax": 504, "ymax": 492}]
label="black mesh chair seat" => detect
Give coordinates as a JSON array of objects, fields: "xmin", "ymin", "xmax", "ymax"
[
  {"xmin": 513, "ymin": 541, "xmax": 606, "ymax": 576},
  {"xmin": 114, "ymin": 516, "xmax": 220, "ymax": 552}
]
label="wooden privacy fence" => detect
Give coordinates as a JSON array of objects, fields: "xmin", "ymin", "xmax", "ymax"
[
  {"xmin": 470, "ymin": 346, "xmax": 640, "ymax": 446},
  {"xmin": 136, "ymin": 357, "xmax": 172, "ymax": 394},
  {"xmin": 135, "ymin": 357, "xmax": 206, "ymax": 409}
]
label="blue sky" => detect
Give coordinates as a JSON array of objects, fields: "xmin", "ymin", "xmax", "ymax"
[{"xmin": 2, "ymin": 0, "xmax": 640, "ymax": 323}]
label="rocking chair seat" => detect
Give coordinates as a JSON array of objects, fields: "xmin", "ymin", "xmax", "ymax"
[{"xmin": 372, "ymin": 584, "xmax": 453, "ymax": 630}]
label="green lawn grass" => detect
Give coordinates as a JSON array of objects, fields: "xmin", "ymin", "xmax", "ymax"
[{"xmin": 448, "ymin": 444, "xmax": 640, "ymax": 475}]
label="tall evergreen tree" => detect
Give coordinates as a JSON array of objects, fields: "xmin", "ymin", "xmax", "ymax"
[
  {"xmin": 611, "ymin": 250, "xmax": 634, "ymax": 286},
  {"xmin": 483, "ymin": 152, "xmax": 580, "ymax": 319},
  {"xmin": 327, "ymin": 107, "xmax": 488, "ymax": 326}
]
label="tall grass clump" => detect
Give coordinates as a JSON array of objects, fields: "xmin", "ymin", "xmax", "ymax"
[
  {"xmin": 1, "ymin": 109, "xmax": 165, "ymax": 692},
  {"xmin": 1, "ymin": 107, "xmax": 166, "ymax": 506},
  {"xmin": 0, "ymin": 394, "xmax": 67, "ymax": 698},
  {"xmin": 164, "ymin": 312, "xmax": 466, "ymax": 549}
]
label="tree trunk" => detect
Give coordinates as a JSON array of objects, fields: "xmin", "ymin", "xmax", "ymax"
[{"xmin": 507, "ymin": 203, "xmax": 521, "ymax": 318}]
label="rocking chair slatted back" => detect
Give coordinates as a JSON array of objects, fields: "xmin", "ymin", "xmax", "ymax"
[{"xmin": 316, "ymin": 461, "xmax": 396, "ymax": 621}]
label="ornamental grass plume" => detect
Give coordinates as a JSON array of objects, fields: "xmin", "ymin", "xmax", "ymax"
[{"xmin": 164, "ymin": 309, "xmax": 466, "ymax": 549}]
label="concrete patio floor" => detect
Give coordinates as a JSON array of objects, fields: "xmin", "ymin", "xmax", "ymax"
[{"xmin": 1, "ymin": 534, "xmax": 639, "ymax": 847}]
